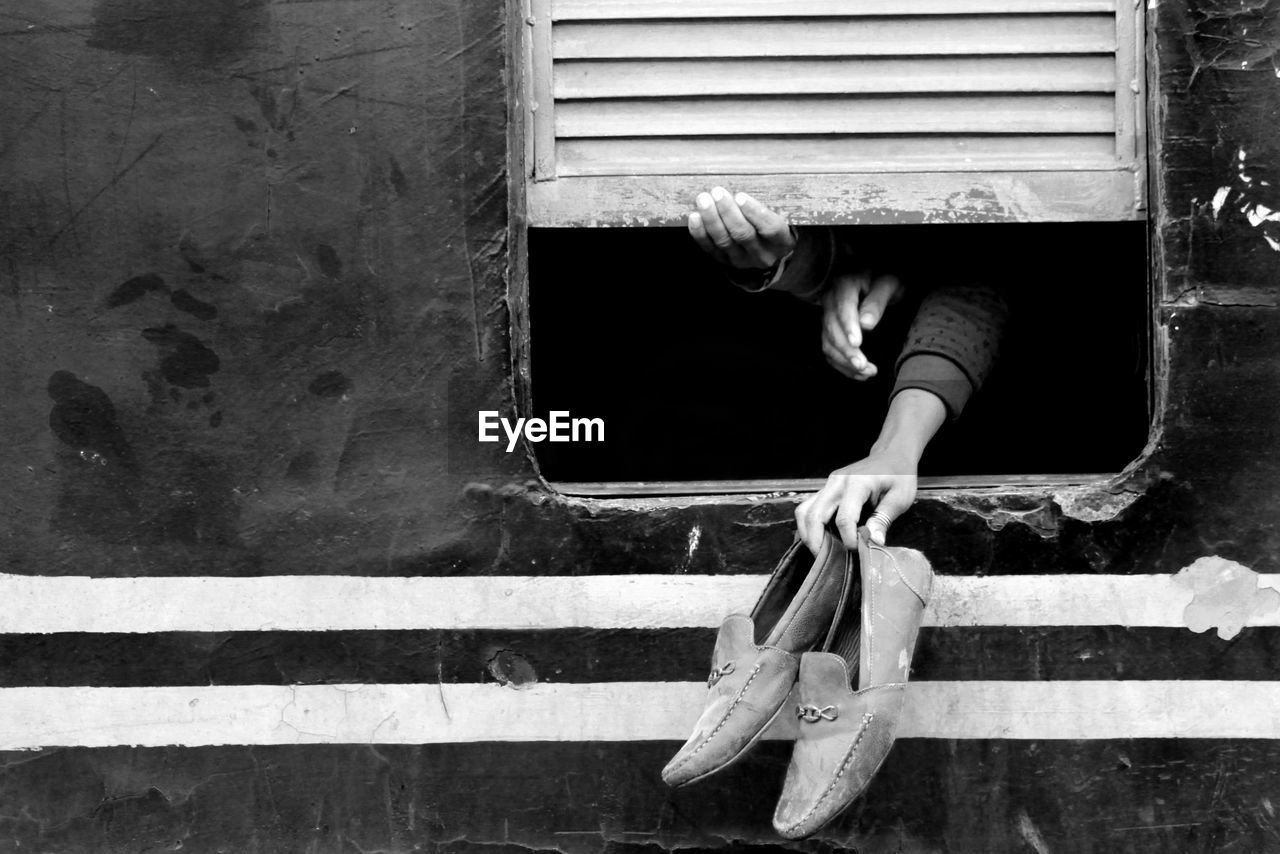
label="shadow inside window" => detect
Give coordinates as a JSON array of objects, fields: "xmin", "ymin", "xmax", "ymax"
[{"xmin": 530, "ymin": 221, "xmax": 1149, "ymax": 483}]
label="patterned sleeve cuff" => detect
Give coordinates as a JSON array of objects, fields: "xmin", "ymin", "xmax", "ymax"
[
  {"xmin": 890, "ymin": 353, "xmax": 974, "ymax": 420},
  {"xmin": 894, "ymin": 283, "xmax": 1008, "ymax": 412}
]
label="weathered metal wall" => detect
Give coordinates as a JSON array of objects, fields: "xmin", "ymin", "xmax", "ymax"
[
  {"xmin": 2, "ymin": 0, "xmax": 517, "ymax": 580},
  {"xmin": 2, "ymin": 0, "xmax": 1280, "ymax": 850}
]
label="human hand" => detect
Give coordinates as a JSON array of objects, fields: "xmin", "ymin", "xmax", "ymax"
[
  {"xmin": 794, "ymin": 449, "xmax": 917, "ymax": 553},
  {"xmin": 821, "ymin": 271, "xmax": 903, "ymax": 381},
  {"xmin": 795, "ymin": 388, "xmax": 945, "ymax": 551},
  {"xmin": 687, "ymin": 187, "xmax": 795, "ymax": 270}
]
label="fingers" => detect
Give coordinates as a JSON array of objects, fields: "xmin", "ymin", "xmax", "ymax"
[
  {"xmin": 687, "ymin": 212, "xmax": 728, "ymax": 265},
  {"xmin": 796, "ymin": 474, "xmax": 877, "ymax": 552},
  {"xmin": 858, "ymin": 273, "xmax": 901, "ymax": 332},
  {"xmin": 821, "ymin": 334, "xmax": 878, "ymax": 381},
  {"xmin": 866, "ymin": 480, "xmax": 916, "ymax": 546},
  {"xmin": 833, "ymin": 480, "xmax": 872, "ymax": 548},
  {"xmin": 711, "ymin": 188, "xmax": 775, "ymax": 266},
  {"xmin": 689, "ymin": 188, "xmax": 791, "ymax": 269},
  {"xmin": 694, "ymin": 191, "xmax": 753, "ymax": 268},
  {"xmin": 834, "ymin": 273, "xmax": 867, "ymax": 353},
  {"xmin": 820, "ymin": 339, "xmax": 879, "ymax": 381},
  {"xmin": 821, "ymin": 273, "xmax": 878, "ymax": 380},
  {"xmin": 821, "ymin": 339, "xmax": 864, "ymax": 380},
  {"xmin": 734, "ymin": 192, "xmax": 794, "ymax": 251},
  {"xmin": 795, "ymin": 482, "xmax": 838, "ymax": 555},
  {"xmin": 821, "ymin": 277, "xmax": 862, "ymax": 364}
]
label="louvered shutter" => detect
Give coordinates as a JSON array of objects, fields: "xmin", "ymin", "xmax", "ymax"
[{"xmin": 521, "ymin": 0, "xmax": 1145, "ymax": 226}]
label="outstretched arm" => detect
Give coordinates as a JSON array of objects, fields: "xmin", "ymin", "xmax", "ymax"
[{"xmin": 796, "ymin": 284, "xmax": 1009, "ymax": 552}]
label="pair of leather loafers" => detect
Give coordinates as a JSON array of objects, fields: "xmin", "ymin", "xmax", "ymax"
[
  {"xmin": 661, "ymin": 532, "xmax": 855, "ymax": 788},
  {"xmin": 661, "ymin": 527, "xmax": 933, "ymax": 840}
]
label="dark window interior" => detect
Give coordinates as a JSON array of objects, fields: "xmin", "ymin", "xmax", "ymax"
[{"xmin": 530, "ymin": 222, "xmax": 1149, "ymax": 484}]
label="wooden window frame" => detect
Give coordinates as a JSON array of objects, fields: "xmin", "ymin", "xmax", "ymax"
[
  {"xmin": 519, "ymin": 0, "xmax": 1147, "ymax": 227},
  {"xmin": 505, "ymin": 0, "xmax": 1157, "ymax": 499}
]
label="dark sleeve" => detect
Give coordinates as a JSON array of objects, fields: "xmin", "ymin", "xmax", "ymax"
[
  {"xmin": 725, "ymin": 227, "xmax": 839, "ymax": 303},
  {"xmin": 890, "ymin": 284, "xmax": 1008, "ymax": 420}
]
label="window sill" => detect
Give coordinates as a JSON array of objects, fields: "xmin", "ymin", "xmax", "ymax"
[
  {"xmin": 527, "ymin": 170, "xmax": 1144, "ymax": 228},
  {"xmin": 550, "ymin": 472, "xmax": 1114, "ymax": 499}
]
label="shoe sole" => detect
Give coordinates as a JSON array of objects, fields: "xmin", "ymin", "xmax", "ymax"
[{"xmin": 670, "ymin": 694, "xmax": 791, "ymax": 788}]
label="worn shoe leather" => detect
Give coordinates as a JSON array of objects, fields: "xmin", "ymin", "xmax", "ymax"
[
  {"xmin": 772, "ymin": 528, "xmax": 933, "ymax": 838},
  {"xmin": 661, "ymin": 532, "xmax": 854, "ymax": 787}
]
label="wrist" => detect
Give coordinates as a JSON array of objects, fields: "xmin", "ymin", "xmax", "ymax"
[{"xmin": 870, "ymin": 389, "xmax": 946, "ymax": 463}]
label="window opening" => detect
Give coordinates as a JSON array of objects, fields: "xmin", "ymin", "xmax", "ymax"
[
  {"xmin": 529, "ymin": 221, "xmax": 1149, "ymax": 485},
  {"xmin": 514, "ymin": 0, "xmax": 1152, "ymax": 492}
]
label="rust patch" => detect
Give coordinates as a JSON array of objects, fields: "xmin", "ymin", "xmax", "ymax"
[
  {"xmin": 1173, "ymin": 556, "xmax": 1280, "ymax": 640},
  {"xmin": 487, "ymin": 649, "xmax": 538, "ymax": 689}
]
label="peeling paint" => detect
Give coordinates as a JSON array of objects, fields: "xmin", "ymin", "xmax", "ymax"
[
  {"xmin": 685, "ymin": 524, "xmax": 702, "ymax": 563},
  {"xmin": 1212, "ymin": 185, "xmax": 1232, "ymax": 218},
  {"xmin": 1174, "ymin": 556, "xmax": 1280, "ymax": 640},
  {"xmin": 1053, "ymin": 487, "xmax": 1141, "ymax": 524},
  {"xmin": 487, "ymin": 649, "xmax": 538, "ymax": 689},
  {"xmin": 1208, "ymin": 148, "xmax": 1280, "ymax": 252},
  {"xmin": 1017, "ymin": 808, "xmax": 1052, "ymax": 854},
  {"xmin": 934, "ymin": 493, "xmax": 1060, "ymax": 538}
]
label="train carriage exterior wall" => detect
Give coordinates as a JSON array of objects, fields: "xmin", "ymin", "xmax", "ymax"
[{"xmin": 2, "ymin": 0, "xmax": 1280, "ymax": 850}]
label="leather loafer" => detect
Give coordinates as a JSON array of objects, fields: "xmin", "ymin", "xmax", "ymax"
[
  {"xmin": 661, "ymin": 531, "xmax": 854, "ymax": 787},
  {"xmin": 772, "ymin": 528, "xmax": 933, "ymax": 838}
]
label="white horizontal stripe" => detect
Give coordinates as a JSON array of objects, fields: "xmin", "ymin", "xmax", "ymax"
[
  {"xmin": 0, "ymin": 681, "xmax": 1276, "ymax": 748},
  {"xmin": 0, "ymin": 575, "xmax": 764, "ymax": 632},
  {"xmin": 0, "ymin": 573, "xmax": 1274, "ymax": 634}
]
